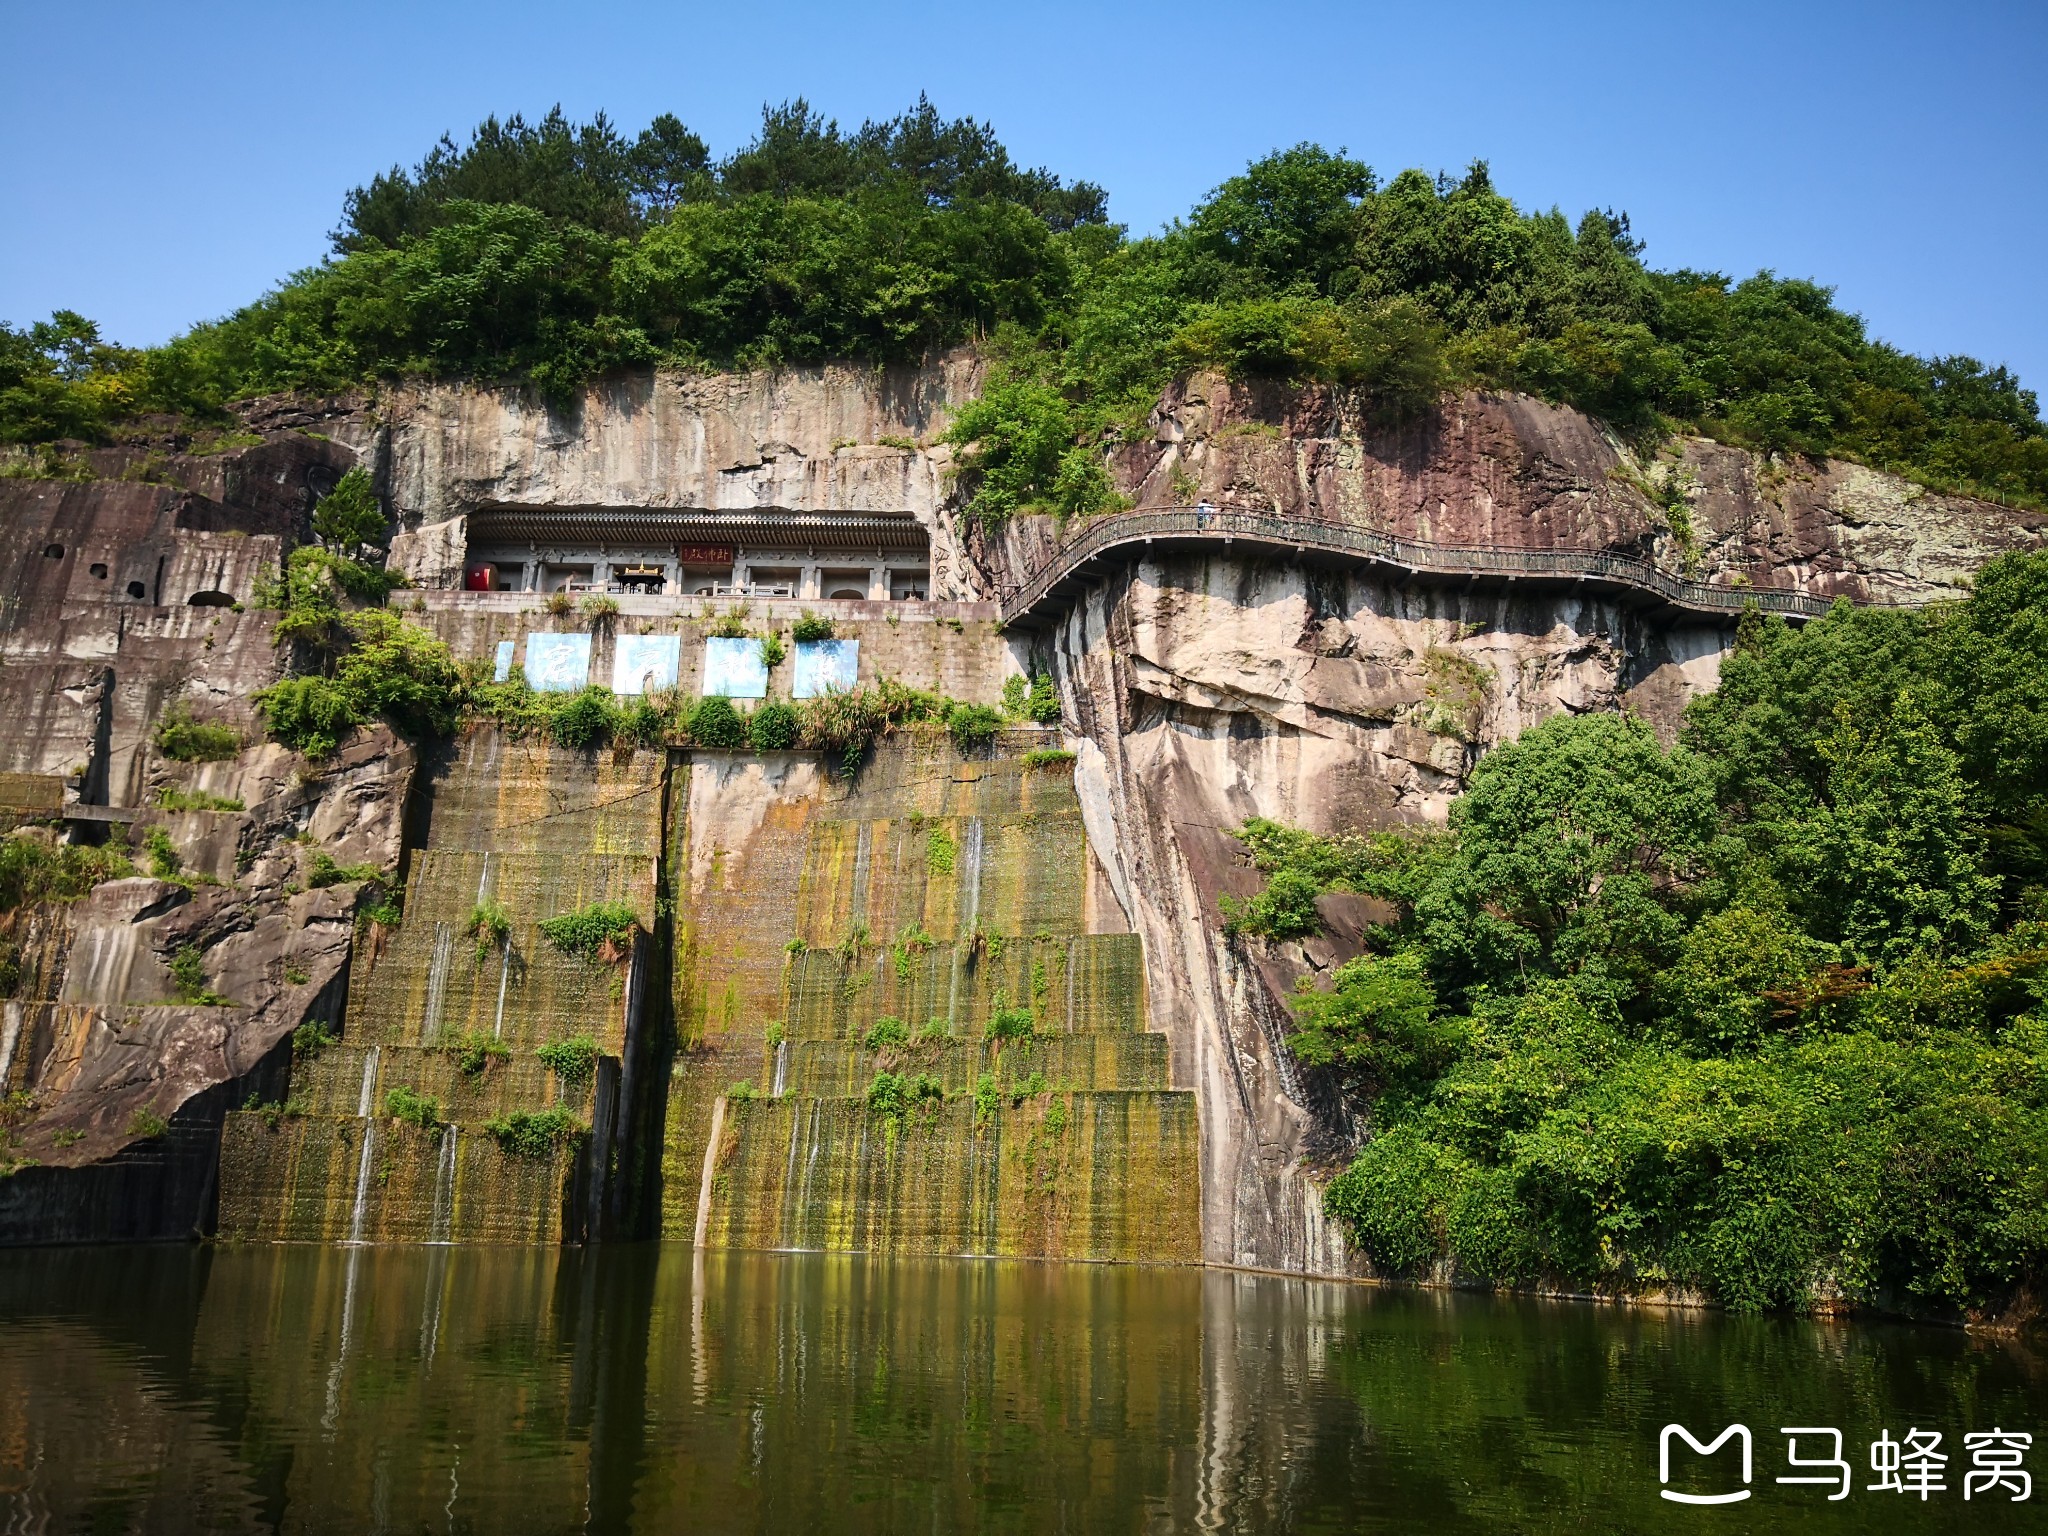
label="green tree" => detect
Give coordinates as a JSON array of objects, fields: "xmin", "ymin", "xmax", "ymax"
[
  {"xmin": 1287, "ymin": 951, "xmax": 1450, "ymax": 1088},
  {"xmin": 1414, "ymin": 712, "xmax": 1717, "ymax": 995},
  {"xmin": 310, "ymin": 466, "xmax": 386, "ymax": 552},
  {"xmin": 1805, "ymin": 696, "xmax": 1998, "ymax": 965}
]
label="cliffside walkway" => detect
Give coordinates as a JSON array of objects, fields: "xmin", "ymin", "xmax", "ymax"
[{"xmin": 996, "ymin": 506, "xmax": 1849, "ymax": 632}]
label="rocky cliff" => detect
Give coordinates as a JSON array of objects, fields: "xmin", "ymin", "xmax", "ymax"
[
  {"xmin": 974, "ymin": 372, "xmax": 2045, "ymax": 1274},
  {"xmin": 324, "ymin": 356, "xmax": 987, "ymax": 597},
  {"xmin": 3, "ymin": 358, "xmax": 2042, "ymax": 1265},
  {"xmin": 0, "ymin": 434, "xmax": 411, "ymax": 1241}
]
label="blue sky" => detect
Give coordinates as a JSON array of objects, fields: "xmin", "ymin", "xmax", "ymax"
[{"xmin": 5, "ymin": 0, "xmax": 2044, "ymax": 390}]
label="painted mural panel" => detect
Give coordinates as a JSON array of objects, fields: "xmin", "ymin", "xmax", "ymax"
[
  {"xmin": 523, "ymin": 632, "xmax": 592, "ymax": 693},
  {"xmin": 793, "ymin": 639, "xmax": 859, "ymax": 699},
  {"xmin": 613, "ymin": 634, "xmax": 681, "ymax": 695},
  {"xmin": 492, "ymin": 639, "xmax": 514, "ymax": 683},
  {"xmin": 702, "ymin": 637, "xmax": 768, "ymax": 699}
]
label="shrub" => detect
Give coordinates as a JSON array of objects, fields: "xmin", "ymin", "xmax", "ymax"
[
  {"xmin": 797, "ymin": 686, "xmax": 886, "ymax": 773},
  {"xmin": 725, "ymin": 1080, "xmax": 759, "ymax": 1103},
  {"xmin": 974, "ymin": 1071, "xmax": 999, "ymax": 1123},
  {"xmin": 707, "ymin": 605, "xmax": 751, "ymax": 638},
  {"xmin": 291, "ymin": 1020, "xmax": 336, "ymax": 1057},
  {"xmin": 154, "ymin": 704, "xmax": 242, "ymax": 763},
  {"xmin": 865, "ymin": 1069, "xmax": 943, "ymax": 1120},
  {"xmin": 384, "ymin": 1084, "xmax": 442, "ymax": 1130},
  {"xmin": 545, "ymin": 590, "xmax": 574, "ymax": 615},
  {"xmin": 926, "ymin": 826, "xmax": 956, "ymax": 875},
  {"xmin": 1286, "ymin": 951, "xmax": 1452, "ymax": 1084},
  {"xmin": 892, "ymin": 923, "xmax": 934, "ymax": 981},
  {"xmin": 987, "ymin": 1004, "xmax": 1034, "ymax": 1040},
  {"xmin": 791, "ymin": 611, "xmax": 835, "ymax": 643},
  {"xmin": 0, "ymin": 835, "xmax": 134, "ymax": 914},
  {"xmin": 154, "ymin": 787, "xmax": 244, "ymax": 812},
  {"xmin": 866, "ymin": 1070, "xmax": 907, "ymax": 1117},
  {"xmin": 549, "ymin": 686, "xmax": 620, "ymax": 750},
  {"xmin": 749, "ymin": 700, "xmax": 800, "ymax": 750},
  {"xmin": 577, "ymin": 592, "xmax": 620, "ymax": 619},
  {"xmin": 537, "ymin": 1034, "xmax": 600, "ymax": 1085},
  {"xmin": 466, "ymin": 897, "xmax": 512, "ymax": 963},
  {"xmin": 482, "ymin": 1106, "xmax": 583, "ymax": 1158},
  {"xmin": 141, "ymin": 826, "xmax": 181, "ymax": 881},
  {"xmin": 916, "ymin": 1017, "xmax": 949, "ymax": 1041},
  {"xmin": 688, "ymin": 694, "xmax": 747, "ymax": 749},
  {"xmin": 864, "ymin": 1016, "xmax": 909, "ymax": 1049},
  {"xmin": 537, "ymin": 899, "xmax": 639, "ymax": 960},
  {"xmin": 443, "ymin": 1028, "xmax": 510, "ymax": 1076},
  {"xmin": 1221, "ymin": 865, "xmax": 1325, "ymax": 940},
  {"xmin": 254, "ymin": 676, "xmax": 359, "ymax": 758},
  {"xmin": 946, "ymin": 702, "xmax": 1003, "ymax": 753},
  {"xmin": 617, "ymin": 695, "xmax": 668, "ymax": 747},
  {"xmin": 127, "ymin": 1107, "xmax": 169, "ymax": 1139},
  {"xmin": 1024, "ymin": 673, "xmax": 1060, "ymax": 723},
  {"xmin": 308, "ymin": 849, "xmax": 380, "ymax": 888},
  {"xmin": 759, "ymin": 632, "xmax": 786, "ymax": 668},
  {"xmin": 943, "ymin": 376, "xmax": 1125, "ymax": 524},
  {"xmin": 332, "ymin": 610, "xmax": 463, "ymax": 740},
  {"xmin": 1020, "ymin": 747, "xmax": 1074, "ymax": 770},
  {"xmin": 168, "ymin": 943, "xmax": 228, "ymax": 1005}
]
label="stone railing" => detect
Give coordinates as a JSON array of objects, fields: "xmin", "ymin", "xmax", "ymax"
[{"xmin": 996, "ymin": 506, "xmax": 1854, "ymax": 628}]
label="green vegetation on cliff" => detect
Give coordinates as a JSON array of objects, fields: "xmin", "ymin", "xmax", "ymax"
[
  {"xmin": 1240, "ymin": 550, "xmax": 2048, "ymax": 1314},
  {"xmin": 5, "ymin": 103, "xmax": 2042, "ymax": 514}
]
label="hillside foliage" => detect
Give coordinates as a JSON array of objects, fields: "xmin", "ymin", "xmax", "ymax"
[
  {"xmin": 3, "ymin": 104, "xmax": 2042, "ymax": 519},
  {"xmin": 1235, "ymin": 551, "xmax": 2048, "ymax": 1313}
]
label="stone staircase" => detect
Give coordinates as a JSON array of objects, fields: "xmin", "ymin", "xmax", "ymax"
[
  {"xmin": 689, "ymin": 738, "xmax": 1199, "ymax": 1263},
  {"xmin": 216, "ymin": 736, "xmax": 663, "ymax": 1243}
]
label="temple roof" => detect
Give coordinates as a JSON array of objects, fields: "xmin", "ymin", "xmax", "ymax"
[{"xmin": 464, "ymin": 505, "xmax": 929, "ymax": 551}]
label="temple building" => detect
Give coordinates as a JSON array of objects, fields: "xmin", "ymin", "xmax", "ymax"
[{"xmin": 460, "ymin": 506, "xmax": 931, "ymax": 600}]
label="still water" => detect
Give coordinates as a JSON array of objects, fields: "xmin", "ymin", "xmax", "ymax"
[{"xmin": 0, "ymin": 1244, "xmax": 2039, "ymax": 1533}]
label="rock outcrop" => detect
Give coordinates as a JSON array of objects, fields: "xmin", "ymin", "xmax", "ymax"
[
  {"xmin": 0, "ymin": 434, "xmax": 410, "ymax": 1242},
  {"xmin": 1087, "ymin": 376, "xmax": 2044, "ymax": 604}
]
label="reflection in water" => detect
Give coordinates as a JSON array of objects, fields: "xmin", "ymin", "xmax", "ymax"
[{"xmin": 0, "ymin": 1245, "xmax": 2040, "ymax": 1533}]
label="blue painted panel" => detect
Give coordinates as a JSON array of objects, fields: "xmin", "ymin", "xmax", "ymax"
[
  {"xmin": 793, "ymin": 639, "xmax": 859, "ymax": 699},
  {"xmin": 612, "ymin": 634, "xmax": 681, "ymax": 695},
  {"xmin": 702, "ymin": 637, "xmax": 768, "ymax": 699},
  {"xmin": 523, "ymin": 632, "xmax": 592, "ymax": 693}
]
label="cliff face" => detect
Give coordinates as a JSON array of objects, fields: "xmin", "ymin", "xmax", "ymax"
[
  {"xmin": 1095, "ymin": 376, "xmax": 2045, "ymax": 604},
  {"xmin": 1037, "ymin": 560, "xmax": 1723, "ymax": 1271},
  {"xmin": 338, "ymin": 356, "xmax": 988, "ymax": 597},
  {"xmin": 967, "ymin": 373, "xmax": 2046, "ymax": 1274},
  {"xmin": 0, "ymin": 435, "xmax": 410, "ymax": 1241},
  {"xmin": 4, "ymin": 358, "xmax": 2042, "ymax": 1262}
]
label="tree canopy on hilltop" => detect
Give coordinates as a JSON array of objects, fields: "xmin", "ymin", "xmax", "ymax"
[{"xmin": 4, "ymin": 109, "xmax": 2043, "ymax": 517}]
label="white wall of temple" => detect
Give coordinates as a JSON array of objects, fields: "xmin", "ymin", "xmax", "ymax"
[{"xmin": 465, "ymin": 544, "xmax": 929, "ymax": 600}]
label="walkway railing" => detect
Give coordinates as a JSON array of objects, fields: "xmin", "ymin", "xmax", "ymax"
[{"xmin": 996, "ymin": 507, "xmax": 1851, "ymax": 629}]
